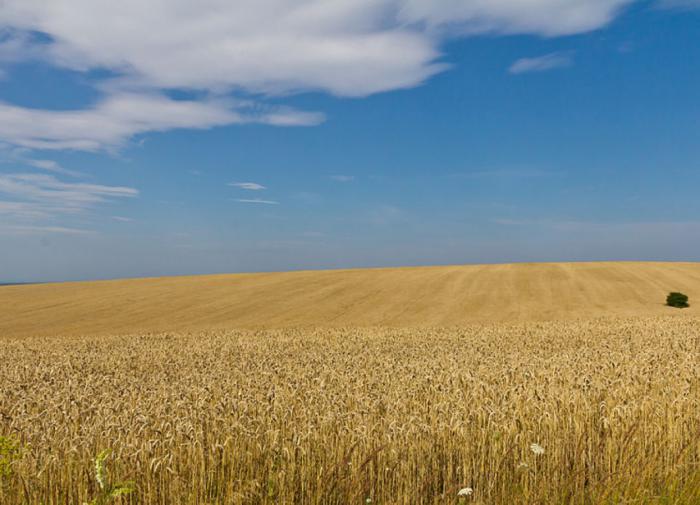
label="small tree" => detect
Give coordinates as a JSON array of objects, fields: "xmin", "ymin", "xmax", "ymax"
[{"xmin": 666, "ymin": 292, "xmax": 689, "ymax": 308}]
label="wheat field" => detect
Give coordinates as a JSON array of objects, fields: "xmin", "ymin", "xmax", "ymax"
[
  {"xmin": 1, "ymin": 263, "xmax": 700, "ymax": 504},
  {"xmin": 2, "ymin": 262, "xmax": 699, "ymax": 337}
]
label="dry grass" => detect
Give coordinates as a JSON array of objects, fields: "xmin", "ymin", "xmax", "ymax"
[
  {"xmin": 2, "ymin": 262, "xmax": 700, "ymax": 337},
  {"xmin": 2, "ymin": 316, "xmax": 699, "ymax": 504}
]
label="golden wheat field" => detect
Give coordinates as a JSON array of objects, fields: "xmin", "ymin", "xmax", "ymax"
[
  {"xmin": 1, "ymin": 263, "xmax": 699, "ymax": 504},
  {"xmin": 1, "ymin": 262, "xmax": 700, "ymax": 337}
]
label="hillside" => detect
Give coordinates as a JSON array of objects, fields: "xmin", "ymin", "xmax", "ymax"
[{"xmin": 1, "ymin": 262, "xmax": 698, "ymax": 337}]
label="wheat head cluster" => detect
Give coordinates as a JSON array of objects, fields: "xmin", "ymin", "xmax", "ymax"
[{"xmin": 1, "ymin": 316, "xmax": 699, "ymax": 504}]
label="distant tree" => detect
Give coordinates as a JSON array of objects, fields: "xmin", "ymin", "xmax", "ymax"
[{"xmin": 666, "ymin": 292, "xmax": 689, "ymax": 308}]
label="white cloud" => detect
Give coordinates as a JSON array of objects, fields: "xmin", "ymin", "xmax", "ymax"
[
  {"xmin": 0, "ymin": 224, "xmax": 93, "ymax": 235},
  {"xmin": 26, "ymin": 158, "xmax": 64, "ymax": 171},
  {"xmin": 0, "ymin": 172, "xmax": 137, "ymax": 227},
  {"xmin": 24, "ymin": 158, "xmax": 82, "ymax": 177},
  {"xmin": 0, "ymin": 144, "xmax": 83, "ymax": 176},
  {"xmin": 112, "ymin": 216, "xmax": 133, "ymax": 222},
  {"xmin": 398, "ymin": 0, "xmax": 633, "ymax": 36},
  {"xmin": 509, "ymin": 52, "xmax": 573, "ymax": 74},
  {"xmin": 235, "ymin": 198, "xmax": 280, "ymax": 205},
  {"xmin": 0, "ymin": 93, "xmax": 322, "ymax": 151},
  {"xmin": 0, "ymin": 201, "xmax": 55, "ymax": 220},
  {"xmin": 0, "ymin": 1, "xmax": 442, "ymax": 97},
  {"xmin": 0, "ymin": 1, "xmax": 636, "ymax": 152},
  {"xmin": 229, "ymin": 182, "xmax": 267, "ymax": 190},
  {"xmin": 0, "ymin": 1, "xmax": 635, "ymax": 93},
  {"xmin": 369, "ymin": 204, "xmax": 402, "ymax": 225},
  {"xmin": 459, "ymin": 168, "xmax": 556, "ymax": 178},
  {"xmin": 0, "ymin": 173, "xmax": 137, "ymax": 204},
  {"xmin": 329, "ymin": 175, "xmax": 355, "ymax": 182}
]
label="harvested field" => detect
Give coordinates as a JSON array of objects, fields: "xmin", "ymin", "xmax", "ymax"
[
  {"xmin": 1, "ymin": 316, "xmax": 699, "ymax": 504},
  {"xmin": 1, "ymin": 262, "xmax": 700, "ymax": 337}
]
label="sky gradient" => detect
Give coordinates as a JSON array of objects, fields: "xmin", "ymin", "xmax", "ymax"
[{"xmin": 1, "ymin": 1, "xmax": 699, "ymax": 282}]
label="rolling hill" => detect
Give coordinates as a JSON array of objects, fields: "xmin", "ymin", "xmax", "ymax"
[{"xmin": 1, "ymin": 261, "xmax": 699, "ymax": 337}]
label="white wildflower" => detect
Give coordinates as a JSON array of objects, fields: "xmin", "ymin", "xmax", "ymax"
[
  {"xmin": 457, "ymin": 487, "xmax": 473, "ymax": 497},
  {"xmin": 530, "ymin": 443, "xmax": 545, "ymax": 455}
]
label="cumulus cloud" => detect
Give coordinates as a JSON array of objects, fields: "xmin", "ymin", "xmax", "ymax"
[
  {"xmin": 0, "ymin": 1, "xmax": 443, "ymax": 97},
  {"xmin": 0, "ymin": 0, "xmax": 636, "ymax": 152},
  {"xmin": 398, "ymin": 0, "xmax": 633, "ymax": 36},
  {"xmin": 229, "ymin": 182, "xmax": 267, "ymax": 190},
  {"xmin": 509, "ymin": 52, "xmax": 573, "ymax": 74},
  {"xmin": 0, "ymin": 1, "xmax": 635, "ymax": 93}
]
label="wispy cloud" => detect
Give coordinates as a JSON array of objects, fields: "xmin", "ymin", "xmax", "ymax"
[
  {"xmin": 0, "ymin": 173, "xmax": 138, "ymax": 230},
  {"xmin": 24, "ymin": 158, "xmax": 83, "ymax": 177},
  {"xmin": 0, "ymin": 144, "xmax": 82, "ymax": 176},
  {"xmin": 0, "ymin": 224, "xmax": 94, "ymax": 235},
  {"xmin": 0, "ymin": 201, "xmax": 56, "ymax": 220},
  {"xmin": 235, "ymin": 198, "xmax": 279, "ymax": 205},
  {"xmin": 369, "ymin": 205, "xmax": 402, "ymax": 225},
  {"xmin": 455, "ymin": 169, "xmax": 557, "ymax": 179},
  {"xmin": 112, "ymin": 216, "xmax": 134, "ymax": 222},
  {"xmin": 329, "ymin": 175, "xmax": 355, "ymax": 183},
  {"xmin": 509, "ymin": 52, "xmax": 573, "ymax": 75},
  {"xmin": 0, "ymin": 173, "xmax": 137, "ymax": 205},
  {"xmin": 0, "ymin": 94, "xmax": 323, "ymax": 152},
  {"xmin": 229, "ymin": 182, "xmax": 267, "ymax": 190}
]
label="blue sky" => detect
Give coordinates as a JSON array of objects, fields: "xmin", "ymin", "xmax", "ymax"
[{"xmin": 0, "ymin": 1, "xmax": 699, "ymax": 282}]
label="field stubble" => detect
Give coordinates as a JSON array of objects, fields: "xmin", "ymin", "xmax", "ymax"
[{"xmin": 1, "ymin": 316, "xmax": 699, "ymax": 504}]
